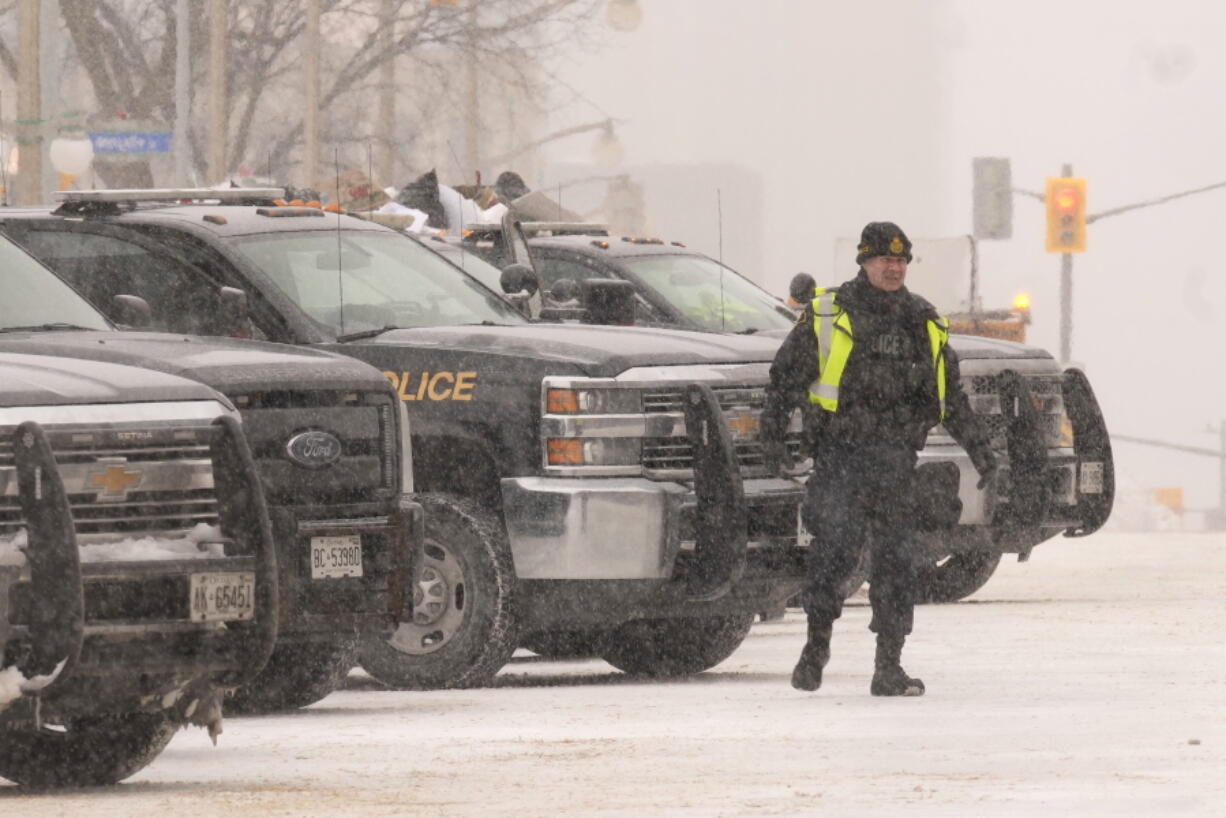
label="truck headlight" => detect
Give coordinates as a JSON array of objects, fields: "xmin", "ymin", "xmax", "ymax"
[
  {"xmin": 546, "ymin": 437, "xmax": 641, "ymax": 466},
  {"xmin": 546, "ymin": 388, "xmax": 641, "ymax": 415}
]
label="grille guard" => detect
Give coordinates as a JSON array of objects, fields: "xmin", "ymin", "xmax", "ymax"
[
  {"xmin": 1061, "ymin": 368, "xmax": 1114, "ymax": 537},
  {"xmin": 680, "ymin": 384, "xmax": 747, "ymax": 601},
  {"xmin": 12, "ymin": 421, "xmax": 85, "ymax": 685},
  {"xmin": 992, "ymin": 371, "xmax": 1055, "ymax": 539},
  {"xmin": 2, "ymin": 416, "xmax": 280, "ymax": 714}
]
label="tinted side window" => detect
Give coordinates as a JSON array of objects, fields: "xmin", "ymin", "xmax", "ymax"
[
  {"xmin": 535, "ymin": 252, "xmax": 666, "ymax": 323},
  {"xmin": 18, "ymin": 229, "xmax": 227, "ymax": 335},
  {"xmin": 534, "ymin": 254, "xmax": 606, "ymax": 287}
]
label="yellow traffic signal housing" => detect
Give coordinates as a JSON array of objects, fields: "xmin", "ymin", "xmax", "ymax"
[{"xmin": 1045, "ymin": 177, "xmax": 1087, "ymax": 253}]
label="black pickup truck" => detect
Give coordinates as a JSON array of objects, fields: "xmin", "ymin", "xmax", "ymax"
[
  {"xmin": 0, "ymin": 224, "xmax": 421, "ymax": 712},
  {"xmin": 0, "ymin": 352, "xmax": 276, "ymax": 786},
  {"xmin": 0, "ymin": 189, "xmax": 811, "ymax": 688},
  {"xmin": 456, "ymin": 223, "xmax": 1116, "ymax": 602}
]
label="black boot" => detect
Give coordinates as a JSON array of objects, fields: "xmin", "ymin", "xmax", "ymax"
[
  {"xmin": 870, "ymin": 634, "xmax": 924, "ymax": 697},
  {"xmin": 791, "ymin": 621, "xmax": 832, "ymax": 691}
]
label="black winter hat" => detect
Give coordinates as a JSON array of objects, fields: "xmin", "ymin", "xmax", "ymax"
[
  {"xmin": 788, "ymin": 272, "xmax": 817, "ymax": 303},
  {"xmin": 856, "ymin": 221, "xmax": 913, "ymax": 265}
]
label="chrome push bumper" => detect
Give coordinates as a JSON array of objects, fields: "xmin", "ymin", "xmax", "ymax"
[{"xmin": 501, "ymin": 475, "xmax": 804, "ymax": 580}]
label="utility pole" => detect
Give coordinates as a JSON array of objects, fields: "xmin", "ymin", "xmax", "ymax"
[
  {"xmin": 303, "ymin": 0, "xmax": 321, "ymax": 186},
  {"xmin": 1059, "ymin": 163, "xmax": 1074, "ymax": 363},
  {"xmin": 15, "ymin": 0, "xmax": 42, "ymax": 205},
  {"xmin": 174, "ymin": 0, "xmax": 191, "ymax": 186},
  {"xmin": 463, "ymin": 2, "xmax": 480, "ymax": 182},
  {"xmin": 377, "ymin": 0, "xmax": 396, "ymax": 185},
  {"xmin": 206, "ymin": 0, "xmax": 227, "ymax": 184},
  {"xmin": 39, "ymin": 0, "xmax": 60, "ymax": 197}
]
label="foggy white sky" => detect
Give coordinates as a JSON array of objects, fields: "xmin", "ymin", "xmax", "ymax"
[{"xmin": 548, "ymin": 0, "xmax": 1226, "ymax": 510}]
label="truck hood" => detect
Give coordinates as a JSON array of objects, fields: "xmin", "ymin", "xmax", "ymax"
[
  {"xmin": 0, "ymin": 331, "xmax": 387, "ymax": 395},
  {"xmin": 946, "ymin": 334, "xmax": 1053, "ymax": 360},
  {"xmin": 756, "ymin": 328, "xmax": 1051, "ymax": 360},
  {"xmin": 0, "ymin": 351, "xmax": 222, "ymax": 407},
  {"xmin": 367, "ymin": 324, "xmax": 783, "ymax": 378}
]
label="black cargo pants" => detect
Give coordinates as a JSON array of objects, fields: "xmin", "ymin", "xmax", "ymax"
[{"xmin": 800, "ymin": 444, "xmax": 919, "ymax": 639}]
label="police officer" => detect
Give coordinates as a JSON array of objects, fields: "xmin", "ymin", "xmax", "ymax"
[{"xmin": 760, "ymin": 221, "xmax": 997, "ymax": 696}]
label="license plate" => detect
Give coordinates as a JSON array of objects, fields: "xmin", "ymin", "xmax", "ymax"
[
  {"xmin": 311, "ymin": 535, "xmax": 363, "ymax": 579},
  {"xmin": 189, "ymin": 572, "xmax": 255, "ymax": 622},
  {"xmin": 1079, "ymin": 462, "xmax": 1105, "ymax": 494}
]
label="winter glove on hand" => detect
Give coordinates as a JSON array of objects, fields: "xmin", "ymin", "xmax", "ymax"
[
  {"xmin": 761, "ymin": 439, "xmax": 794, "ymax": 478},
  {"xmin": 975, "ymin": 450, "xmax": 999, "ymax": 491}
]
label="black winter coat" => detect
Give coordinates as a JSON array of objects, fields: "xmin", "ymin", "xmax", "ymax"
[{"xmin": 760, "ymin": 271, "xmax": 995, "ymax": 472}]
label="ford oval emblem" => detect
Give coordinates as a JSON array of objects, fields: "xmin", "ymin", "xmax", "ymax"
[{"xmin": 286, "ymin": 430, "xmax": 343, "ymax": 468}]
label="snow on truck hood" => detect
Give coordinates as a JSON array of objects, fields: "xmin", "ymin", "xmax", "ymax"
[
  {"xmin": 0, "ymin": 351, "xmax": 221, "ymax": 408},
  {"xmin": 0, "ymin": 331, "xmax": 389, "ymax": 394},
  {"xmin": 367, "ymin": 323, "xmax": 786, "ymax": 378}
]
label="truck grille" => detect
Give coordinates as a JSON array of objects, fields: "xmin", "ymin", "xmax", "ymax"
[
  {"xmin": 641, "ymin": 386, "xmax": 802, "ymax": 477},
  {"xmin": 0, "ymin": 424, "xmax": 220, "ymax": 538},
  {"xmin": 238, "ymin": 390, "xmax": 398, "ymax": 504},
  {"xmin": 964, "ymin": 374, "xmax": 1066, "ymax": 448}
]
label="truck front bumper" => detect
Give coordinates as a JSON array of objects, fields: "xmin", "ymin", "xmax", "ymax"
[
  {"xmin": 271, "ymin": 494, "xmax": 423, "ymax": 636},
  {"xmin": 501, "ymin": 475, "xmax": 804, "ymax": 580}
]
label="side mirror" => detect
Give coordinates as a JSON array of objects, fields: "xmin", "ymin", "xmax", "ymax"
[
  {"xmin": 499, "ymin": 263, "xmax": 540, "ymax": 297},
  {"xmin": 110, "ymin": 294, "xmax": 152, "ymax": 329},
  {"xmin": 581, "ymin": 278, "xmax": 636, "ymax": 326},
  {"xmin": 218, "ymin": 286, "xmax": 254, "ymax": 339},
  {"xmin": 502, "ymin": 291, "xmax": 533, "ymax": 319}
]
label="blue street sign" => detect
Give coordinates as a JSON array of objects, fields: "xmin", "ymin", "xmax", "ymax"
[{"xmin": 88, "ymin": 131, "xmax": 172, "ymax": 155}]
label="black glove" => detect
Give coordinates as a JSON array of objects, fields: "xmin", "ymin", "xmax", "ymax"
[
  {"xmin": 974, "ymin": 450, "xmax": 999, "ymax": 491},
  {"xmin": 761, "ymin": 439, "xmax": 795, "ymax": 478}
]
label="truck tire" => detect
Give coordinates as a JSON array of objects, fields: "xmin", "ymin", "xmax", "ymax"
[
  {"xmin": 226, "ymin": 640, "xmax": 357, "ymax": 714},
  {"xmin": 0, "ymin": 712, "xmax": 177, "ymax": 788},
  {"xmin": 599, "ymin": 613, "xmax": 754, "ymax": 677},
  {"xmin": 359, "ymin": 494, "xmax": 516, "ymax": 689},
  {"xmin": 915, "ymin": 549, "xmax": 1002, "ymax": 603},
  {"xmin": 521, "ymin": 628, "xmax": 612, "ymax": 659}
]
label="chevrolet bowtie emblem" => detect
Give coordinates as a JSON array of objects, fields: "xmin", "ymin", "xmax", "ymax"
[
  {"xmin": 726, "ymin": 410, "xmax": 760, "ymax": 439},
  {"xmin": 88, "ymin": 465, "xmax": 143, "ymax": 496}
]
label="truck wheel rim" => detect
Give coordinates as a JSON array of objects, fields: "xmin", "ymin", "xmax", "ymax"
[{"xmin": 387, "ymin": 541, "xmax": 467, "ymax": 655}]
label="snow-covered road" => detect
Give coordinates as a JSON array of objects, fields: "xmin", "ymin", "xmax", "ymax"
[{"xmin": 5, "ymin": 530, "xmax": 1225, "ymax": 816}]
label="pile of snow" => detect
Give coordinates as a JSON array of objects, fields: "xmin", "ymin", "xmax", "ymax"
[
  {"xmin": 80, "ymin": 523, "xmax": 227, "ymax": 563},
  {"xmin": 0, "ymin": 658, "xmax": 66, "ymax": 712},
  {"xmin": 0, "ymin": 523, "xmax": 227, "ymax": 567}
]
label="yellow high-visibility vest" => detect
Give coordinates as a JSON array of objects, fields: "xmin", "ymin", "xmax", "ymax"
[{"xmin": 806, "ymin": 288, "xmax": 949, "ymax": 419}]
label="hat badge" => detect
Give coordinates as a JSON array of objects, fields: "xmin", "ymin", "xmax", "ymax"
[{"xmin": 888, "ymin": 237, "xmax": 905, "ymax": 255}]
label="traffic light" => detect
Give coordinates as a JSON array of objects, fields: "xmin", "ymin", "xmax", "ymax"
[{"xmin": 1045, "ymin": 177, "xmax": 1087, "ymax": 253}]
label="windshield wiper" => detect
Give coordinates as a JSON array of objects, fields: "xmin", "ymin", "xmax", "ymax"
[
  {"xmin": 335, "ymin": 325, "xmax": 403, "ymax": 343},
  {"xmin": 0, "ymin": 323, "xmax": 98, "ymax": 334},
  {"xmin": 735, "ymin": 327, "xmax": 760, "ymax": 335}
]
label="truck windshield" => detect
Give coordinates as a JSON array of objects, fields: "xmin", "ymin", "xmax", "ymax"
[
  {"xmin": 421, "ymin": 239, "xmax": 506, "ymax": 294},
  {"xmin": 0, "ymin": 235, "xmax": 110, "ymax": 332},
  {"xmin": 231, "ymin": 230, "xmax": 526, "ymax": 337},
  {"xmin": 620, "ymin": 255, "xmax": 795, "ymax": 334}
]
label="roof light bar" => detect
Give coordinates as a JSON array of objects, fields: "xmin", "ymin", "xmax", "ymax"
[
  {"xmin": 461, "ymin": 221, "xmax": 609, "ymax": 235},
  {"xmin": 53, "ymin": 188, "xmax": 284, "ymax": 204}
]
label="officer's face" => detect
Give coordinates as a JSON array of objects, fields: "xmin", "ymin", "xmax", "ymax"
[{"xmin": 863, "ymin": 255, "xmax": 908, "ymax": 292}]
